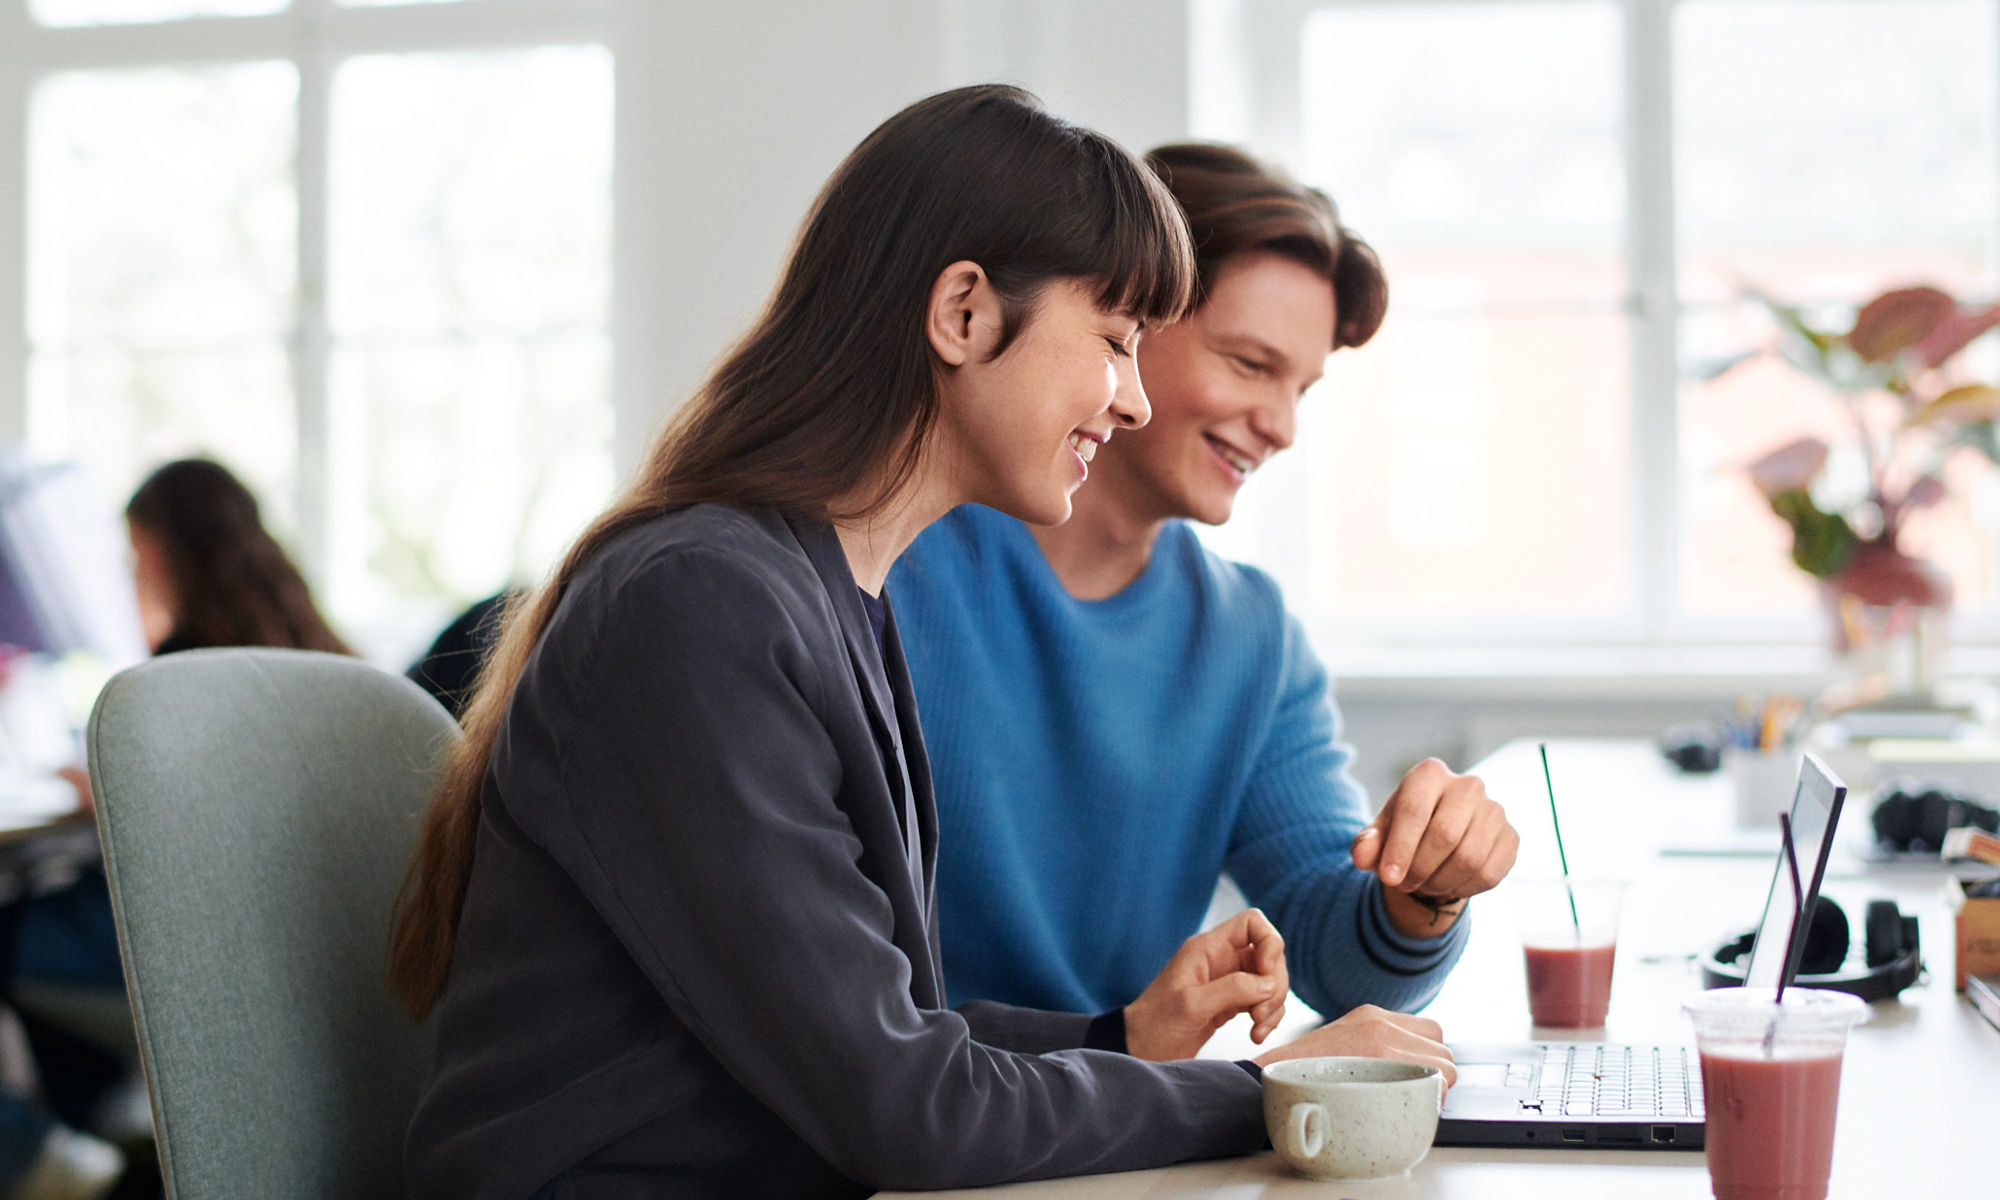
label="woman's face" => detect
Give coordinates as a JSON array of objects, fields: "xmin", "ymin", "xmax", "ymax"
[
  {"xmin": 941, "ymin": 278, "xmax": 1152, "ymax": 526},
  {"xmin": 127, "ymin": 519, "xmax": 177, "ymax": 652},
  {"xmin": 1102, "ymin": 251, "xmax": 1336, "ymax": 526}
]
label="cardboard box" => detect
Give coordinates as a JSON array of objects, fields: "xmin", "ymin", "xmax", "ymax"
[{"xmin": 1948, "ymin": 876, "xmax": 2000, "ymax": 990}]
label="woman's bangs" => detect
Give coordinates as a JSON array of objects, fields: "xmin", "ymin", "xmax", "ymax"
[{"xmin": 1076, "ymin": 135, "xmax": 1196, "ymax": 326}]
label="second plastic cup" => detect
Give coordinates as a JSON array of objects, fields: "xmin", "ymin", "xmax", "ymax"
[
  {"xmin": 1683, "ymin": 987, "xmax": 1868, "ymax": 1200},
  {"xmin": 1514, "ymin": 878, "xmax": 1624, "ymax": 1028}
]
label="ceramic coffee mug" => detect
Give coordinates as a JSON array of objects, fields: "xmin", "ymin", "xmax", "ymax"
[{"xmin": 1262, "ymin": 1056, "xmax": 1443, "ymax": 1181}]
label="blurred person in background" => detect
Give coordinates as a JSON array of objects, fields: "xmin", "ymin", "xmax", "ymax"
[
  {"xmin": 889, "ymin": 144, "xmax": 1519, "ymax": 1050},
  {"xmin": 14, "ymin": 457, "xmax": 350, "ymax": 1200},
  {"xmin": 122, "ymin": 458, "xmax": 350, "ymax": 659}
]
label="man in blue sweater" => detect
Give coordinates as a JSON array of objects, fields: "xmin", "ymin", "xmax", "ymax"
[{"xmin": 890, "ymin": 145, "xmax": 1518, "ymax": 1057}]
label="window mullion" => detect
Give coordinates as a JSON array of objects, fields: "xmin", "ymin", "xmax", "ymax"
[
  {"xmin": 0, "ymin": 49, "xmax": 25, "ymax": 448},
  {"xmin": 295, "ymin": 0, "xmax": 334, "ymax": 601},
  {"xmin": 1626, "ymin": 0, "xmax": 1679, "ymax": 645}
]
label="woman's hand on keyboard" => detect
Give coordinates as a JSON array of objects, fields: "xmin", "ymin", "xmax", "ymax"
[{"xmin": 1251, "ymin": 1004, "xmax": 1458, "ymax": 1091}]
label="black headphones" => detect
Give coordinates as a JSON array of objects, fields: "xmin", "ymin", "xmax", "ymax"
[
  {"xmin": 1871, "ymin": 781, "xmax": 2000, "ymax": 854},
  {"xmin": 1700, "ymin": 895, "xmax": 1922, "ymax": 1003}
]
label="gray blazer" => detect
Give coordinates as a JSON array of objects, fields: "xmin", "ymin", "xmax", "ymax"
[{"xmin": 405, "ymin": 506, "xmax": 1265, "ymax": 1200}]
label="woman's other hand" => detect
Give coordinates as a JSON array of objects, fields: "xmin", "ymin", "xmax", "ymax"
[
  {"xmin": 1250, "ymin": 1004, "xmax": 1457, "ymax": 1090},
  {"xmin": 1124, "ymin": 907, "xmax": 1288, "ymax": 1061}
]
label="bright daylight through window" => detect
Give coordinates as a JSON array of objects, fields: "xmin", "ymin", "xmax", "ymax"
[
  {"xmin": 14, "ymin": 0, "xmax": 613, "ymax": 659},
  {"xmin": 1203, "ymin": 0, "xmax": 2000, "ymax": 656}
]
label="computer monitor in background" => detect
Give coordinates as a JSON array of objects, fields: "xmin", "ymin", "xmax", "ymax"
[{"xmin": 0, "ymin": 456, "xmax": 147, "ymax": 671}]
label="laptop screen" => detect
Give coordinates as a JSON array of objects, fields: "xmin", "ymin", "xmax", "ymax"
[{"xmin": 1741, "ymin": 751, "xmax": 1847, "ymax": 991}]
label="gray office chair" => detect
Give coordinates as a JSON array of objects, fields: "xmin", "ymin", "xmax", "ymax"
[{"xmin": 85, "ymin": 648, "xmax": 460, "ymax": 1199}]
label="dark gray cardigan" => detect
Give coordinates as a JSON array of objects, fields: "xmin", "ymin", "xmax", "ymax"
[{"xmin": 405, "ymin": 506, "xmax": 1265, "ymax": 1200}]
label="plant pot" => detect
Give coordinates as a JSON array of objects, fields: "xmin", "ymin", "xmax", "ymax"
[{"xmin": 1821, "ymin": 543, "xmax": 1952, "ymax": 698}]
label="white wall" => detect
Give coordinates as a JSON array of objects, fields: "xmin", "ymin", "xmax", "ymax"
[{"xmin": 607, "ymin": 0, "xmax": 1199, "ymax": 475}]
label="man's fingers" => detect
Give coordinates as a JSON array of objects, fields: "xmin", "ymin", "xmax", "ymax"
[
  {"xmin": 1350, "ymin": 824, "xmax": 1383, "ymax": 871},
  {"xmin": 1423, "ymin": 806, "xmax": 1520, "ymax": 901},
  {"xmin": 1411, "ymin": 778, "xmax": 1490, "ymax": 886},
  {"xmin": 1413, "ymin": 804, "xmax": 1500, "ymax": 898},
  {"xmin": 1375, "ymin": 761, "xmax": 1448, "ymax": 887}
]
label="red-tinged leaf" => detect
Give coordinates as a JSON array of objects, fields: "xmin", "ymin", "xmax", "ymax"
[
  {"xmin": 1916, "ymin": 301, "xmax": 2000, "ymax": 368},
  {"xmin": 1747, "ymin": 437, "xmax": 1829, "ymax": 495},
  {"xmin": 1848, "ymin": 286, "xmax": 1953, "ymax": 363},
  {"xmin": 1904, "ymin": 476, "xmax": 1947, "ymax": 508},
  {"xmin": 1905, "ymin": 384, "xmax": 2000, "ymax": 427}
]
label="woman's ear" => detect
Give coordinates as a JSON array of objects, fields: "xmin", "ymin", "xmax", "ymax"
[{"xmin": 926, "ymin": 260, "xmax": 1000, "ymax": 367}]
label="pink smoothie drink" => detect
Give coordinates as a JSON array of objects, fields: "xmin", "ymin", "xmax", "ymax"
[
  {"xmin": 1699, "ymin": 1050, "xmax": 1843, "ymax": 1200},
  {"xmin": 1523, "ymin": 943, "xmax": 1616, "ymax": 1027},
  {"xmin": 1514, "ymin": 878, "xmax": 1625, "ymax": 1027},
  {"xmin": 1684, "ymin": 988, "xmax": 1868, "ymax": 1200}
]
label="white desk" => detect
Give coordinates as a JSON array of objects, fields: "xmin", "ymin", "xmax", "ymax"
[{"xmin": 881, "ymin": 739, "xmax": 1998, "ymax": 1199}]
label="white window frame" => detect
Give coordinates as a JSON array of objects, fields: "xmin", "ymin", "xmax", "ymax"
[{"xmin": 0, "ymin": 0, "xmax": 620, "ymax": 606}]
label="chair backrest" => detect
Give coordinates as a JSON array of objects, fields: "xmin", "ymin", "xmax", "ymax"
[{"xmin": 87, "ymin": 647, "xmax": 460, "ymax": 1200}]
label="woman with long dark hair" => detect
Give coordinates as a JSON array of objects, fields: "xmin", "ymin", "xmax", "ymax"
[
  {"xmin": 389, "ymin": 87, "xmax": 1449, "ymax": 1199},
  {"xmin": 890, "ymin": 144, "xmax": 1518, "ymax": 1044},
  {"xmin": 124, "ymin": 458, "xmax": 350, "ymax": 656}
]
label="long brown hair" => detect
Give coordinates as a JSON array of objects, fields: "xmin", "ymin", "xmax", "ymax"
[
  {"xmin": 1144, "ymin": 142, "xmax": 1388, "ymax": 350},
  {"xmin": 388, "ymin": 84, "xmax": 1196, "ymax": 1018},
  {"xmin": 125, "ymin": 458, "xmax": 352, "ymax": 656}
]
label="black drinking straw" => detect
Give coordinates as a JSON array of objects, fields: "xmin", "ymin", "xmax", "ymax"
[{"xmin": 1538, "ymin": 743, "xmax": 1583, "ymax": 940}]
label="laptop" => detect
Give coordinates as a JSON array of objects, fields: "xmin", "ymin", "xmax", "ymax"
[{"xmin": 1434, "ymin": 751, "xmax": 1848, "ymax": 1150}]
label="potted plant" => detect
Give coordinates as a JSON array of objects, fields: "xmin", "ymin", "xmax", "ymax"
[{"xmin": 1724, "ymin": 285, "xmax": 2000, "ymax": 689}]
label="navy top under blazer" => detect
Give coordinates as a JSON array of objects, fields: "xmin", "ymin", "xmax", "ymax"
[{"xmin": 404, "ymin": 506, "xmax": 1267, "ymax": 1200}]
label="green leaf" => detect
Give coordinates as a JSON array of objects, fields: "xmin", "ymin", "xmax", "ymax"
[
  {"xmin": 1769, "ymin": 488, "xmax": 1857, "ymax": 578},
  {"xmin": 1748, "ymin": 288, "xmax": 1837, "ymax": 383},
  {"xmin": 1947, "ymin": 422, "xmax": 2000, "ymax": 468}
]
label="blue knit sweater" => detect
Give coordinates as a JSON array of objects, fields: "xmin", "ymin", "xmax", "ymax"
[{"xmin": 889, "ymin": 505, "xmax": 1468, "ymax": 1019}]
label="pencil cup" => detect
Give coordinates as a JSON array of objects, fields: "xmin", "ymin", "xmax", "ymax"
[{"xmin": 1727, "ymin": 748, "xmax": 1801, "ymax": 829}]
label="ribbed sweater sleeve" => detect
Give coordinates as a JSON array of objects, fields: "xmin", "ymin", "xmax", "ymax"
[{"xmin": 1223, "ymin": 609, "xmax": 1469, "ymax": 1017}]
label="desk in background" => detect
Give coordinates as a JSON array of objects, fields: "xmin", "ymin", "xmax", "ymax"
[{"xmin": 880, "ymin": 738, "xmax": 1998, "ymax": 1199}]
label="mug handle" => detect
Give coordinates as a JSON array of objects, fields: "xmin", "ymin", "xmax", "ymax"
[{"xmin": 1285, "ymin": 1101, "xmax": 1328, "ymax": 1160}]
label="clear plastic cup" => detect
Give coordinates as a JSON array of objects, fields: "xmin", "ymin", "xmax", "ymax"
[
  {"xmin": 1683, "ymin": 987, "xmax": 1869, "ymax": 1200},
  {"xmin": 1515, "ymin": 878, "xmax": 1625, "ymax": 1028}
]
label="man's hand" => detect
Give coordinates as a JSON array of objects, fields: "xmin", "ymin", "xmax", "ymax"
[
  {"xmin": 1125, "ymin": 908, "xmax": 1288, "ymax": 1061},
  {"xmin": 1251, "ymin": 1003, "xmax": 1457, "ymax": 1089},
  {"xmin": 1351, "ymin": 758, "xmax": 1518, "ymax": 937}
]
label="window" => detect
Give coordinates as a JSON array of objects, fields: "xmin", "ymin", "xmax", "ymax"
[
  {"xmin": 7, "ymin": 0, "xmax": 614, "ymax": 658},
  {"xmin": 1675, "ymin": 0, "xmax": 2000, "ymax": 624},
  {"xmin": 326, "ymin": 46, "xmax": 611, "ymax": 625},
  {"xmin": 28, "ymin": 62, "xmax": 301, "ymax": 527},
  {"xmin": 1205, "ymin": 0, "xmax": 2000, "ymax": 652}
]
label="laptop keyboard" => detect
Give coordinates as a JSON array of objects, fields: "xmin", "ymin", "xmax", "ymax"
[{"xmin": 1531, "ymin": 1044, "xmax": 1704, "ymax": 1120}]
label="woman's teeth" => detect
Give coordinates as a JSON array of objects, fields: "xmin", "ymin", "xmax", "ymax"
[{"xmin": 1068, "ymin": 432, "xmax": 1097, "ymax": 462}]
